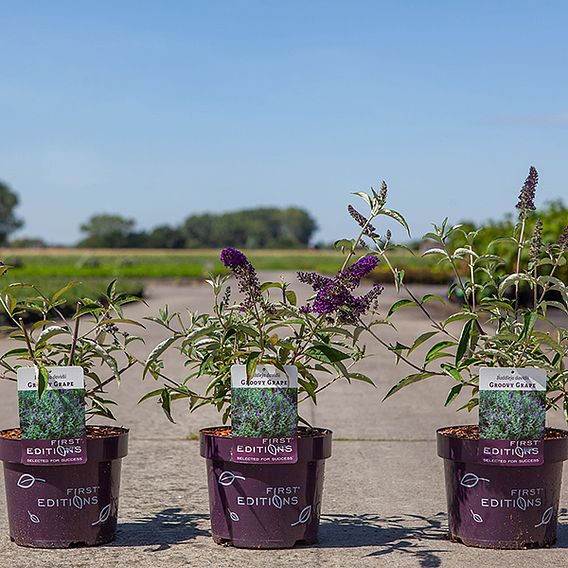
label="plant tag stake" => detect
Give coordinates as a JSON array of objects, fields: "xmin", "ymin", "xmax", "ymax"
[
  {"xmin": 478, "ymin": 367, "xmax": 546, "ymax": 466},
  {"xmin": 18, "ymin": 366, "xmax": 88, "ymax": 466},
  {"xmin": 230, "ymin": 364, "xmax": 298, "ymax": 464}
]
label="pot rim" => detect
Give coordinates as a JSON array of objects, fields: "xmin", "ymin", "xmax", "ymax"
[
  {"xmin": 200, "ymin": 425, "xmax": 332, "ymax": 462},
  {"xmin": 437, "ymin": 424, "xmax": 568, "ymax": 464},
  {"xmin": 0, "ymin": 426, "xmax": 129, "ymax": 464}
]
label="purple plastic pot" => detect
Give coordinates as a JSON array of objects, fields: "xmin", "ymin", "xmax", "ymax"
[
  {"xmin": 0, "ymin": 427, "xmax": 128, "ymax": 548},
  {"xmin": 437, "ymin": 426, "xmax": 568, "ymax": 549},
  {"xmin": 200, "ymin": 427, "xmax": 332, "ymax": 548}
]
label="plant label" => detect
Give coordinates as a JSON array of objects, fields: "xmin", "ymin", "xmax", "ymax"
[
  {"xmin": 478, "ymin": 367, "xmax": 546, "ymax": 466},
  {"xmin": 18, "ymin": 366, "xmax": 87, "ymax": 465},
  {"xmin": 230, "ymin": 364, "xmax": 298, "ymax": 464}
]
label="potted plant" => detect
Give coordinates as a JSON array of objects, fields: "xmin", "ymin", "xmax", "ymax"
[
  {"xmin": 0, "ymin": 276, "xmax": 141, "ymax": 548},
  {"xmin": 142, "ymin": 232, "xmax": 389, "ymax": 547},
  {"xmin": 346, "ymin": 168, "xmax": 568, "ymax": 549}
]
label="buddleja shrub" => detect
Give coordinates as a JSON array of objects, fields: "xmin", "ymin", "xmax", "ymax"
[
  {"xmin": 0, "ymin": 271, "xmax": 143, "ymax": 421},
  {"xmin": 344, "ymin": 167, "xmax": 568, "ymax": 420},
  {"xmin": 142, "ymin": 204, "xmax": 412, "ymax": 424}
]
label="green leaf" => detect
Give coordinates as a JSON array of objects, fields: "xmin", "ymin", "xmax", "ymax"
[
  {"xmin": 394, "ymin": 269, "xmax": 405, "ymax": 292},
  {"xmin": 455, "ymin": 319, "xmax": 474, "ymax": 365},
  {"xmin": 51, "ymin": 282, "xmax": 79, "ymax": 304},
  {"xmin": 304, "ymin": 344, "xmax": 350, "ymax": 364},
  {"xmin": 298, "ymin": 377, "xmax": 317, "ymax": 403},
  {"xmin": 421, "ymin": 294, "xmax": 445, "ymax": 305},
  {"xmin": 387, "ymin": 299, "xmax": 416, "ymax": 318},
  {"xmin": 381, "ymin": 208, "xmax": 411, "ymax": 237},
  {"xmin": 37, "ymin": 365, "xmax": 49, "ymax": 399},
  {"xmin": 143, "ymin": 336, "xmax": 179, "ymax": 378},
  {"xmin": 348, "ymin": 372, "xmax": 376, "ymax": 386},
  {"xmin": 440, "ymin": 363, "xmax": 463, "ymax": 383},
  {"xmin": 408, "ymin": 331, "xmax": 438, "ymax": 354},
  {"xmin": 285, "ymin": 290, "xmax": 297, "ymax": 306},
  {"xmin": 334, "ymin": 239, "xmax": 356, "ymax": 254},
  {"xmin": 519, "ymin": 311, "xmax": 538, "ymax": 341},
  {"xmin": 425, "ymin": 341, "xmax": 455, "ymax": 364},
  {"xmin": 383, "ymin": 372, "xmax": 436, "ymax": 399},
  {"xmin": 444, "ymin": 384, "xmax": 463, "ymax": 406},
  {"xmin": 246, "ymin": 352, "xmax": 260, "ymax": 380},
  {"xmin": 35, "ymin": 325, "xmax": 70, "ymax": 348},
  {"xmin": 81, "ymin": 338, "xmax": 121, "ymax": 382},
  {"xmin": 160, "ymin": 388, "xmax": 175, "ymax": 423},
  {"xmin": 498, "ymin": 273, "xmax": 530, "ymax": 296}
]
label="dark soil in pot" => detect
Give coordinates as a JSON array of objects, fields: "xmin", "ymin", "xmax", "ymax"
[
  {"xmin": 200, "ymin": 426, "xmax": 332, "ymax": 549},
  {"xmin": 0, "ymin": 426, "xmax": 129, "ymax": 548},
  {"xmin": 437, "ymin": 425, "xmax": 568, "ymax": 549}
]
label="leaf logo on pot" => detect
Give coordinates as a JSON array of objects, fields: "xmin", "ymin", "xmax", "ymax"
[
  {"xmin": 73, "ymin": 496, "xmax": 85, "ymax": 510},
  {"xmin": 218, "ymin": 471, "xmax": 245, "ymax": 486},
  {"xmin": 272, "ymin": 495, "xmax": 283, "ymax": 510},
  {"xmin": 228, "ymin": 509, "xmax": 240, "ymax": 522},
  {"xmin": 517, "ymin": 497, "xmax": 527, "ymax": 511},
  {"xmin": 460, "ymin": 473, "xmax": 490, "ymax": 488},
  {"xmin": 92, "ymin": 504, "xmax": 111, "ymax": 526},
  {"xmin": 291, "ymin": 505, "xmax": 312, "ymax": 527},
  {"xmin": 27, "ymin": 511, "xmax": 40, "ymax": 524},
  {"xmin": 470, "ymin": 509, "xmax": 484, "ymax": 523},
  {"xmin": 267, "ymin": 444, "xmax": 277, "ymax": 456},
  {"xmin": 17, "ymin": 473, "xmax": 46, "ymax": 489},
  {"xmin": 535, "ymin": 506, "xmax": 554, "ymax": 528}
]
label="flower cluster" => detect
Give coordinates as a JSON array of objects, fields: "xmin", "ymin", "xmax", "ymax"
[
  {"xmin": 530, "ymin": 219, "xmax": 542, "ymax": 263},
  {"xmin": 516, "ymin": 166, "xmax": 539, "ymax": 211},
  {"xmin": 220, "ymin": 247, "xmax": 261, "ymax": 307},
  {"xmin": 299, "ymin": 255, "xmax": 383, "ymax": 323},
  {"xmin": 347, "ymin": 205, "xmax": 380, "ymax": 238},
  {"xmin": 557, "ymin": 225, "xmax": 568, "ymax": 248}
]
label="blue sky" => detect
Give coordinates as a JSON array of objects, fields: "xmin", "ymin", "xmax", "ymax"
[{"xmin": 1, "ymin": 1, "xmax": 567, "ymax": 245}]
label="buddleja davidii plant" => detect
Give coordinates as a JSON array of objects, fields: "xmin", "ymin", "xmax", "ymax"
[
  {"xmin": 142, "ymin": 228, "xmax": 387, "ymax": 425},
  {"xmin": 0, "ymin": 276, "xmax": 144, "ymax": 421},
  {"xmin": 348, "ymin": 167, "xmax": 568, "ymax": 420}
]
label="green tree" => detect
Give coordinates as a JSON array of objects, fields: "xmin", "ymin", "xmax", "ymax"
[
  {"xmin": 0, "ymin": 181, "xmax": 23, "ymax": 245},
  {"xmin": 78, "ymin": 214, "xmax": 136, "ymax": 248}
]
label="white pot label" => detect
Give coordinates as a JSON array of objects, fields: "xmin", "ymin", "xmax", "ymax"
[
  {"xmin": 17, "ymin": 366, "xmax": 87, "ymax": 465},
  {"xmin": 478, "ymin": 367, "xmax": 546, "ymax": 466},
  {"xmin": 231, "ymin": 364, "xmax": 298, "ymax": 464}
]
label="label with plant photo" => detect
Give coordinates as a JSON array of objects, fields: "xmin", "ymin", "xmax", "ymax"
[
  {"xmin": 17, "ymin": 366, "xmax": 87, "ymax": 466},
  {"xmin": 231, "ymin": 364, "xmax": 298, "ymax": 464},
  {"xmin": 478, "ymin": 367, "xmax": 546, "ymax": 466}
]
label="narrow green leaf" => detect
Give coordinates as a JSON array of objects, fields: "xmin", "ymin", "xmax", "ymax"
[
  {"xmin": 37, "ymin": 365, "xmax": 49, "ymax": 399},
  {"xmin": 246, "ymin": 352, "xmax": 260, "ymax": 380},
  {"xmin": 444, "ymin": 384, "xmax": 463, "ymax": 406},
  {"xmin": 387, "ymin": 299, "xmax": 416, "ymax": 318},
  {"xmin": 455, "ymin": 319, "xmax": 474, "ymax": 365},
  {"xmin": 348, "ymin": 372, "xmax": 376, "ymax": 386},
  {"xmin": 425, "ymin": 341, "xmax": 455, "ymax": 364},
  {"xmin": 304, "ymin": 344, "xmax": 350, "ymax": 364},
  {"xmin": 383, "ymin": 372, "xmax": 436, "ymax": 399}
]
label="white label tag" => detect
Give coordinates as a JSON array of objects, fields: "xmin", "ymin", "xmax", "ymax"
[
  {"xmin": 231, "ymin": 365, "xmax": 298, "ymax": 389},
  {"xmin": 17, "ymin": 366, "xmax": 85, "ymax": 391},
  {"xmin": 479, "ymin": 367, "xmax": 546, "ymax": 392}
]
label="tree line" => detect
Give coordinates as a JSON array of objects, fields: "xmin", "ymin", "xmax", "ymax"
[{"xmin": 0, "ymin": 180, "xmax": 318, "ymax": 248}]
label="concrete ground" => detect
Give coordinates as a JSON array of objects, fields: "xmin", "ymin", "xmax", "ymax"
[{"xmin": 0, "ymin": 276, "xmax": 567, "ymax": 567}]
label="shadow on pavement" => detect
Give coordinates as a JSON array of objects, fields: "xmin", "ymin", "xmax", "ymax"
[
  {"xmin": 318, "ymin": 512, "xmax": 448, "ymax": 567},
  {"xmin": 111, "ymin": 508, "xmax": 210, "ymax": 551}
]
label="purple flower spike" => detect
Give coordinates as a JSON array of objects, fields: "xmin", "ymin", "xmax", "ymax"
[
  {"xmin": 220, "ymin": 248, "xmax": 261, "ymax": 307},
  {"xmin": 220, "ymin": 248, "xmax": 248, "ymax": 269},
  {"xmin": 298, "ymin": 255, "xmax": 382, "ymax": 323}
]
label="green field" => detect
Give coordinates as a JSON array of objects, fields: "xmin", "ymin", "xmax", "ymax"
[{"xmin": 1, "ymin": 247, "xmax": 451, "ymax": 283}]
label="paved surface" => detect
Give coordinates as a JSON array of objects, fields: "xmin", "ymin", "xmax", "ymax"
[{"xmin": 0, "ymin": 276, "xmax": 567, "ymax": 567}]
